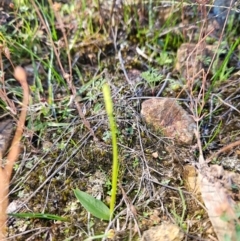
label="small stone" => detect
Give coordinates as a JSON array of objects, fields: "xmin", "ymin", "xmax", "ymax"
[
  {"xmin": 152, "ymin": 152, "xmax": 159, "ymax": 158},
  {"xmin": 141, "ymin": 98, "xmax": 196, "ymax": 144},
  {"xmin": 141, "ymin": 222, "xmax": 184, "ymax": 241},
  {"xmin": 221, "ymin": 157, "xmax": 240, "ymax": 172}
]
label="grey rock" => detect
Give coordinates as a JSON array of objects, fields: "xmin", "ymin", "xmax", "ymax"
[{"xmin": 212, "ymin": 0, "xmax": 237, "ymax": 25}]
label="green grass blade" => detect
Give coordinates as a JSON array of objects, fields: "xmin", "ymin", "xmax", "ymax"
[{"xmin": 8, "ymin": 212, "xmax": 69, "ymax": 221}]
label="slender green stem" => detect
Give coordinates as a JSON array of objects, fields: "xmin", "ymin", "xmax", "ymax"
[{"xmin": 102, "ymin": 83, "xmax": 118, "ymax": 216}]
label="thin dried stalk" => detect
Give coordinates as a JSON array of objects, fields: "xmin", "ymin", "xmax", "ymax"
[{"xmin": 0, "ymin": 67, "xmax": 29, "ymax": 240}]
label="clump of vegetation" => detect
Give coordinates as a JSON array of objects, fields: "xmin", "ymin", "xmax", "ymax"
[{"xmin": 0, "ymin": 0, "xmax": 240, "ymax": 240}]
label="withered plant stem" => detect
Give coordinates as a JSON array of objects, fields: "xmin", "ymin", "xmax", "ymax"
[
  {"xmin": 0, "ymin": 66, "xmax": 29, "ymax": 240},
  {"xmin": 208, "ymin": 139, "xmax": 240, "ymax": 163}
]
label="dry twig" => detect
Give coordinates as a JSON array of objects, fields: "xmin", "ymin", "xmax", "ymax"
[{"xmin": 0, "ymin": 66, "xmax": 29, "ymax": 240}]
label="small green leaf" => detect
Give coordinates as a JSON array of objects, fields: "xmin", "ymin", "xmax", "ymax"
[
  {"xmin": 74, "ymin": 189, "xmax": 110, "ymax": 221},
  {"xmin": 8, "ymin": 212, "xmax": 69, "ymax": 222}
]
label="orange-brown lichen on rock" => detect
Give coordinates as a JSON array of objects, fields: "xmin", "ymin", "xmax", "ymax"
[{"xmin": 141, "ymin": 98, "xmax": 196, "ymax": 144}]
